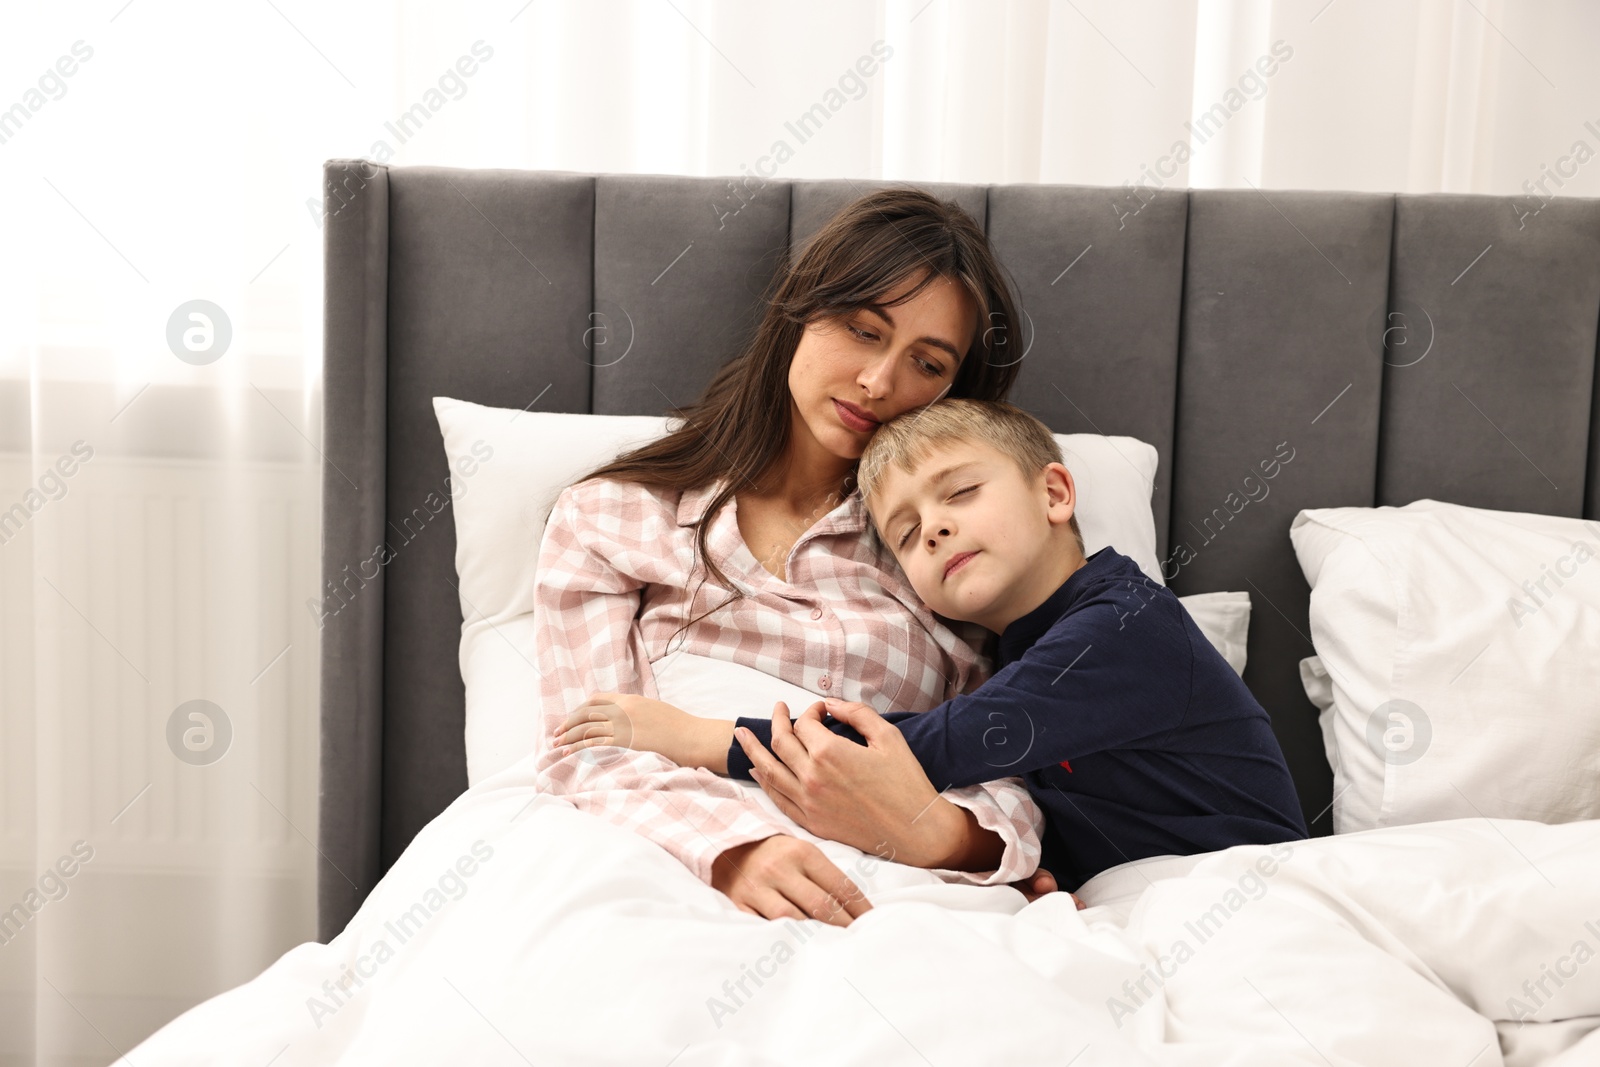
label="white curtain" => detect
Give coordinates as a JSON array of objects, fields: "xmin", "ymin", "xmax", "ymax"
[{"xmin": 2, "ymin": 0, "xmax": 1593, "ymax": 1060}]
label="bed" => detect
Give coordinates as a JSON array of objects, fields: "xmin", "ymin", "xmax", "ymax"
[{"xmin": 121, "ymin": 165, "xmax": 1600, "ymax": 1064}]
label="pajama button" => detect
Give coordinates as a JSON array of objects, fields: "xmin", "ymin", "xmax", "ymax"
[
  {"xmin": 810, "ymin": 607, "xmax": 823, "ymax": 620},
  {"xmin": 819, "ymin": 675, "xmax": 831, "ymax": 690}
]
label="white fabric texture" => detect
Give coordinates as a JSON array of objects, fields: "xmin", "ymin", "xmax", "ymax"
[
  {"xmin": 117, "ymin": 761, "xmax": 1600, "ymax": 1065},
  {"xmin": 1175, "ymin": 589, "xmax": 1251, "ymax": 677},
  {"xmin": 1290, "ymin": 500, "xmax": 1600, "ymax": 834},
  {"xmin": 652, "ymin": 652, "xmax": 842, "ymax": 725}
]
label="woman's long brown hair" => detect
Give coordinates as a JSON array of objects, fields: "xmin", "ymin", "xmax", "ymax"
[{"xmin": 580, "ymin": 186, "xmax": 1025, "ymax": 603}]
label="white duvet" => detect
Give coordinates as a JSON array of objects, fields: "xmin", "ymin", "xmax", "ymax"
[{"xmin": 121, "ymin": 656, "xmax": 1600, "ymax": 1066}]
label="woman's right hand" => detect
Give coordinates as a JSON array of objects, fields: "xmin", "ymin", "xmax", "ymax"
[
  {"xmin": 554, "ymin": 691, "xmax": 696, "ymax": 763},
  {"xmin": 711, "ymin": 836, "xmax": 873, "ymax": 928}
]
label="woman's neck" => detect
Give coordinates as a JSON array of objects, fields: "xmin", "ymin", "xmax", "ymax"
[{"xmin": 751, "ymin": 415, "xmax": 855, "ymax": 515}]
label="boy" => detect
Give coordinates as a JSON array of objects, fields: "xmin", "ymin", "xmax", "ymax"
[{"xmin": 555, "ymin": 399, "xmax": 1308, "ymax": 891}]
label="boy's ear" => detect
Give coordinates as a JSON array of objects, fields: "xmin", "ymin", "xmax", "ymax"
[{"xmin": 1042, "ymin": 462, "xmax": 1077, "ymax": 525}]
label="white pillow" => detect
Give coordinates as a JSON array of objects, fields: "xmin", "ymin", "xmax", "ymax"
[
  {"xmin": 1178, "ymin": 590, "xmax": 1250, "ymax": 677},
  {"xmin": 1290, "ymin": 499, "xmax": 1600, "ymax": 834},
  {"xmin": 1054, "ymin": 434, "xmax": 1163, "ymax": 586},
  {"xmin": 433, "ymin": 402, "xmax": 671, "ymax": 781},
  {"xmin": 433, "ymin": 396, "xmax": 1173, "ymax": 782},
  {"xmin": 435, "ymin": 403, "xmax": 675, "ymax": 626},
  {"xmin": 652, "ymin": 651, "xmax": 825, "ymax": 723}
]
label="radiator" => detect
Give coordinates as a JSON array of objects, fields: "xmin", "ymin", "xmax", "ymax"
[{"xmin": 2, "ymin": 449, "xmax": 321, "ymax": 867}]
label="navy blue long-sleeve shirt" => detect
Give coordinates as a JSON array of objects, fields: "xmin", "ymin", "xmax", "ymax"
[{"xmin": 725, "ymin": 547, "xmax": 1308, "ymax": 890}]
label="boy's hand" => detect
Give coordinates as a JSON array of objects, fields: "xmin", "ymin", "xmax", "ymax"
[
  {"xmin": 554, "ymin": 692, "xmax": 725, "ymax": 768},
  {"xmin": 737, "ymin": 698, "xmax": 969, "ymax": 870},
  {"xmin": 1012, "ymin": 867, "xmax": 1058, "ymax": 901},
  {"xmin": 1007, "ymin": 866, "xmax": 1087, "ymax": 909}
]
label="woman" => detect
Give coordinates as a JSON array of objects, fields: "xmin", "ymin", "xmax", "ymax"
[{"xmin": 530, "ymin": 188, "xmax": 1046, "ymax": 926}]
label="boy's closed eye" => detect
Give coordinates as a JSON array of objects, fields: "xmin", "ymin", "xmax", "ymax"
[{"xmin": 894, "ymin": 483, "xmax": 979, "ymax": 550}]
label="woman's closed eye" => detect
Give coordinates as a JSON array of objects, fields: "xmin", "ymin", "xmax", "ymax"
[
  {"xmin": 895, "ymin": 485, "xmax": 977, "ymax": 549},
  {"xmin": 848, "ymin": 321, "xmax": 944, "ymax": 378}
]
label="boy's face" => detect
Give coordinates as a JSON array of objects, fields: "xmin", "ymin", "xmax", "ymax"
[{"xmin": 869, "ymin": 439, "xmax": 1080, "ymax": 633}]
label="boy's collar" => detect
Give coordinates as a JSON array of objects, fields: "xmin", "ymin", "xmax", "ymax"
[{"xmin": 996, "ymin": 547, "xmax": 1116, "ymax": 665}]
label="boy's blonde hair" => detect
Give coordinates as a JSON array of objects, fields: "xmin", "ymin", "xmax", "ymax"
[{"xmin": 858, "ymin": 398, "xmax": 1085, "ymax": 553}]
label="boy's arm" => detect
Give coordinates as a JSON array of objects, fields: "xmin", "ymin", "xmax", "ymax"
[
  {"xmin": 732, "ymin": 699, "xmax": 1045, "ymax": 882},
  {"xmin": 726, "ymin": 590, "xmax": 1192, "ymax": 789}
]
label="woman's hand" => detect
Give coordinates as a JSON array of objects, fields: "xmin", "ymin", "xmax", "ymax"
[
  {"xmin": 554, "ymin": 692, "xmax": 702, "ymax": 766},
  {"xmin": 737, "ymin": 698, "xmax": 985, "ymax": 871},
  {"xmin": 711, "ymin": 836, "xmax": 872, "ymax": 927}
]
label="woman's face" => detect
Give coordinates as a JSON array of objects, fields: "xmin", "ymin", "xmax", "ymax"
[{"xmin": 788, "ymin": 272, "xmax": 978, "ymax": 464}]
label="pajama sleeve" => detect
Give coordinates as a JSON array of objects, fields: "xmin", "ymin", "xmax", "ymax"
[
  {"xmin": 935, "ymin": 781, "xmax": 1046, "ymax": 886},
  {"xmin": 529, "ymin": 479, "xmax": 792, "ymax": 885}
]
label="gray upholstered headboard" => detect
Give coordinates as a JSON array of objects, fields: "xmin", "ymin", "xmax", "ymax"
[{"xmin": 316, "ymin": 159, "xmax": 1600, "ymax": 940}]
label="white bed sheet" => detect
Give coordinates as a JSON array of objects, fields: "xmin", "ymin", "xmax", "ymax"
[{"xmin": 120, "ymin": 740, "xmax": 1600, "ymax": 1066}]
